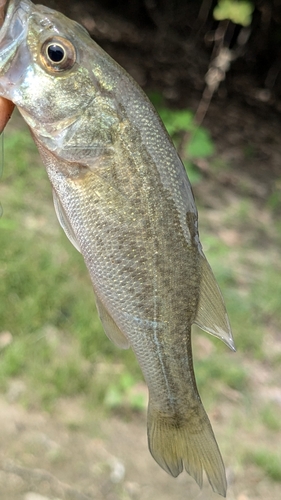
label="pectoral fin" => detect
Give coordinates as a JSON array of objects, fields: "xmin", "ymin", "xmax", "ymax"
[
  {"xmin": 95, "ymin": 296, "xmax": 130, "ymax": 349},
  {"xmin": 52, "ymin": 190, "xmax": 81, "ymax": 253},
  {"xmin": 194, "ymin": 255, "xmax": 236, "ymax": 351}
]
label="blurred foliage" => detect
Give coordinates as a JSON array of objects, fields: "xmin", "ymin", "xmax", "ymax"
[
  {"xmin": 34, "ymin": 0, "xmax": 281, "ymax": 101},
  {"xmin": 150, "ymin": 92, "xmax": 215, "ymax": 183},
  {"xmin": 261, "ymin": 403, "xmax": 281, "ymax": 432},
  {"xmin": 213, "ymin": 0, "xmax": 254, "ymax": 26},
  {"xmin": 104, "ymin": 372, "xmax": 146, "ymax": 412},
  {"xmin": 245, "ymin": 449, "xmax": 281, "ymax": 482}
]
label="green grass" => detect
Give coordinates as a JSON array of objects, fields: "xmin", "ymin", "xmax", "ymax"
[
  {"xmin": 196, "ymin": 352, "xmax": 248, "ymax": 393},
  {"xmin": 261, "ymin": 403, "xmax": 281, "ymax": 432},
  {"xmin": 246, "ymin": 449, "xmax": 281, "ymax": 482}
]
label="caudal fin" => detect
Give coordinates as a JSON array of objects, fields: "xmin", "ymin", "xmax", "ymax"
[{"xmin": 147, "ymin": 402, "xmax": 227, "ymax": 497}]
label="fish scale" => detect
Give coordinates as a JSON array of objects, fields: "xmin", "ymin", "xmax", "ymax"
[{"xmin": 0, "ymin": 0, "xmax": 235, "ymax": 496}]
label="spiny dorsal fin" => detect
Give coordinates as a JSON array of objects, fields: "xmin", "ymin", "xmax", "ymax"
[
  {"xmin": 194, "ymin": 255, "xmax": 236, "ymax": 351},
  {"xmin": 95, "ymin": 296, "xmax": 130, "ymax": 349}
]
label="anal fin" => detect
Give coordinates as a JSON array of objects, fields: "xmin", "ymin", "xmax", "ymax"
[
  {"xmin": 194, "ymin": 255, "xmax": 236, "ymax": 351},
  {"xmin": 95, "ymin": 296, "xmax": 130, "ymax": 349}
]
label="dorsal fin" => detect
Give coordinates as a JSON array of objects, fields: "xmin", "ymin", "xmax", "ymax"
[
  {"xmin": 194, "ymin": 255, "xmax": 236, "ymax": 351},
  {"xmin": 52, "ymin": 189, "xmax": 81, "ymax": 253}
]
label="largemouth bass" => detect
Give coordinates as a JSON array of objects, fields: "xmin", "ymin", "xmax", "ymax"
[{"xmin": 0, "ymin": 0, "xmax": 235, "ymax": 495}]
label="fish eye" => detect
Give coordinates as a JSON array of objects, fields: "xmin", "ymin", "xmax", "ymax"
[
  {"xmin": 47, "ymin": 44, "xmax": 65, "ymax": 63},
  {"xmin": 40, "ymin": 36, "xmax": 76, "ymax": 72}
]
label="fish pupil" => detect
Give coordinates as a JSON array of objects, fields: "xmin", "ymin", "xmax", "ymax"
[{"xmin": 47, "ymin": 44, "xmax": 65, "ymax": 63}]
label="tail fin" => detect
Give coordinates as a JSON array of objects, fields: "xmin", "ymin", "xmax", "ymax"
[{"xmin": 147, "ymin": 402, "xmax": 227, "ymax": 497}]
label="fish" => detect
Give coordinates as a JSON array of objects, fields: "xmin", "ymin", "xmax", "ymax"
[{"xmin": 0, "ymin": 0, "xmax": 235, "ymax": 495}]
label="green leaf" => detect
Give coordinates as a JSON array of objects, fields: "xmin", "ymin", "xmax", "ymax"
[
  {"xmin": 104, "ymin": 386, "xmax": 122, "ymax": 409},
  {"xmin": 158, "ymin": 109, "xmax": 193, "ymax": 135},
  {"xmin": 213, "ymin": 0, "xmax": 254, "ymax": 27},
  {"xmin": 183, "ymin": 160, "xmax": 202, "ymax": 184},
  {"xmin": 148, "ymin": 91, "xmax": 164, "ymax": 108},
  {"xmin": 186, "ymin": 128, "xmax": 215, "ymax": 158}
]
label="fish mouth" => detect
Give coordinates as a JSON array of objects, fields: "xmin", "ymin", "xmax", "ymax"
[
  {"xmin": 0, "ymin": 0, "xmax": 32, "ymax": 94},
  {"xmin": 0, "ymin": 0, "xmax": 31, "ymax": 51}
]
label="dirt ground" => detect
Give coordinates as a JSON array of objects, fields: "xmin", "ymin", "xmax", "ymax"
[{"xmin": 0, "ymin": 393, "xmax": 231, "ymax": 500}]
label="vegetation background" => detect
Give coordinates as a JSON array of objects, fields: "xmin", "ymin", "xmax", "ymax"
[{"xmin": 0, "ymin": 1, "xmax": 281, "ymax": 499}]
